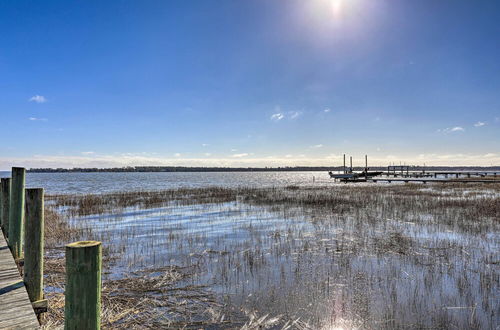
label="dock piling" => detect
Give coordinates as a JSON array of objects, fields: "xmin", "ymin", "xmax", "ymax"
[
  {"xmin": 1, "ymin": 178, "xmax": 11, "ymax": 236},
  {"xmin": 9, "ymin": 167, "xmax": 26, "ymax": 259},
  {"xmin": 24, "ymin": 188, "xmax": 45, "ymax": 306},
  {"xmin": 65, "ymin": 240, "xmax": 102, "ymax": 330}
]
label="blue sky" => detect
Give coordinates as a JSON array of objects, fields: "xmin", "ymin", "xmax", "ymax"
[{"xmin": 1, "ymin": 0, "xmax": 499, "ymax": 169}]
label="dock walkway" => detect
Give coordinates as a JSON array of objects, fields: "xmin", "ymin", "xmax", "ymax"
[
  {"xmin": 370, "ymin": 178, "xmax": 499, "ymax": 184},
  {"xmin": 0, "ymin": 232, "xmax": 40, "ymax": 329}
]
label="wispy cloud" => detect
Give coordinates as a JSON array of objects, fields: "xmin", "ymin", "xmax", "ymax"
[
  {"xmin": 174, "ymin": 153, "xmax": 181, "ymax": 157},
  {"xmin": 28, "ymin": 117, "xmax": 48, "ymax": 121},
  {"xmin": 232, "ymin": 153, "xmax": 249, "ymax": 158},
  {"xmin": 29, "ymin": 95, "xmax": 47, "ymax": 103},
  {"xmin": 204, "ymin": 153, "xmax": 212, "ymax": 157},
  {"xmin": 324, "ymin": 108, "xmax": 331, "ymax": 113},
  {"xmin": 438, "ymin": 126, "xmax": 464, "ymax": 133},
  {"xmin": 474, "ymin": 121, "xmax": 486, "ymax": 127},
  {"xmin": 270, "ymin": 110, "xmax": 302, "ymax": 121},
  {"xmin": 289, "ymin": 111, "xmax": 302, "ymax": 119},
  {"xmin": 81, "ymin": 151, "xmax": 95, "ymax": 155},
  {"xmin": 201, "ymin": 143, "xmax": 210, "ymax": 147},
  {"xmin": 270, "ymin": 113, "xmax": 284, "ymax": 121},
  {"xmin": 310, "ymin": 144, "xmax": 323, "ymax": 148}
]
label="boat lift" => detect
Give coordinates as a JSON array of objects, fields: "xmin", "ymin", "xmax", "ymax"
[{"xmin": 328, "ymin": 154, "xmax": 383, "ymax": 182}]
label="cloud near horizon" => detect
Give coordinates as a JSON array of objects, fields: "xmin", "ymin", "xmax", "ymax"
[{"xmin": 1, "ymin": 152, "xmax": 499, "ymax": 170}]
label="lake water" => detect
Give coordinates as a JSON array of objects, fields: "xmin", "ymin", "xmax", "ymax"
[{"xmin": 0, "ymin": 171, "xmax": 332, "ymax": 194}]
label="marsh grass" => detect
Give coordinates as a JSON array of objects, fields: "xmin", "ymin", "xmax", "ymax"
[{"xmin": 43, "ymin": 183, "xmax": 500, "ymax": 329}]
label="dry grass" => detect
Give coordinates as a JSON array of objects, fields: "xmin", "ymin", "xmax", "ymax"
[
  {"xmin": 43, "ymin": 256, "xmax": 223, "ymax": 328},
  {"xmin": 42, "ymin": 182, "xmax": 500, "ymax": 329},
  {"xmin": 47, "ymin": 187, "xmax": 243, "ymax": 217},
  {"xmin": 47, "ymin": 184, "xmax": 500, "ymax": 225}
]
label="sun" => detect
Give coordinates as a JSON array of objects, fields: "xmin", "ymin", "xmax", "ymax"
[{"xmin": 331, "ymin": 0, "xmax": 344, "ymax": 17}]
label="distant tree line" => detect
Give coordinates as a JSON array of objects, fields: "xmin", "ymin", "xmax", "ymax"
[{"xmin": 27, "ymin": 165, "xmax": 500, "ymax": 173}]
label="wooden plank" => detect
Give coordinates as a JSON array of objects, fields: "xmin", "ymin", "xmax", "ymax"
[{"xmin": 0, "ymin": 232, "xmax": 40, "ymax": 329}]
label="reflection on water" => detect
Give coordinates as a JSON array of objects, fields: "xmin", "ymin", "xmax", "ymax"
[{"xmin": 66, "ymin": 200, "xmax": 498, "ymax": 329}]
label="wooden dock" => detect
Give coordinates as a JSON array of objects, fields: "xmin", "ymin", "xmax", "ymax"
[
  {"xmin": 370, "ymin": 178, "xmax": 499, "ymax": 184},
  {"xmin": 0, "ymin": 232, "xmax": 40, "ymax": 329}
]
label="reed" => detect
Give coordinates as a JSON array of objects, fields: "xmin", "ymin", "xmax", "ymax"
[{"xmin": 41, "ymin": 183, "xmax": 500, "ymax": 329}]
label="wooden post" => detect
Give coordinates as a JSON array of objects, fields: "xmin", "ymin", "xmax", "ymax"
[
  {"xmin": 365, "ymin": 155, "xmax": 368, "ymax": 179},
  {"xmin": 65, "ymin": 241, "xmax": 102, "ymax": 330},
  {"xmin": 24, "ymin": 188, "xmax": 45, "ymax": 304},
  {"xmin": 1, "ymin": 178, "xmax": 11, "ymax": 236},
  {"xmin": 9, "ymin": 167, "xmax": 26, "ymax": 259},
  {"xmin": 350, "ymin": 156, "xmax": 352, "ymax": 173},
  {"xmin": 343, "ymin": 154, "xmax": 346, "ymax": 174}
]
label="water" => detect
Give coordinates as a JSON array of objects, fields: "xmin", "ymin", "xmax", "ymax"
[
  {"xmin": 65, "ymin": 198, "xmax": 499, "ymax": 329},
  {"xmin": 0, "ymin": 171, "xmax": 330, "ymax": 194}
]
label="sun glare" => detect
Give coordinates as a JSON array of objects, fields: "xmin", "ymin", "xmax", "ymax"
[{"xmin": 331, "ymin": 0, "xmax": 344, "ymax": 18}]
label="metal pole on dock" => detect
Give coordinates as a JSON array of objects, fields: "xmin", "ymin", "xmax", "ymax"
[
  {"xmin": 1, "ymin": 178, "xmax": 11, "ymax": 236},
  {"xmin": 9, "ymin": 167, "xmax": 26, "ymax": 259},
  {"xmin": 24, "ymin": 188, "xmax": 45, "ymax": 305},
  {"xmin": 65, "ymin": 241, "xmax": 102, "ymax": 330},
  {"xmin": 343, "ymin": 154, "xmax": 346, "ymax": 174},
  {"xmin": 350, "ymin": 156, "xmax": 352, "ymax": 173}
]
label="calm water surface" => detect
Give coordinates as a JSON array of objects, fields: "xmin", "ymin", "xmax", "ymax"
[{"xmin": 0, "ymin": 171, "xmax": 332, "ymax": 194}]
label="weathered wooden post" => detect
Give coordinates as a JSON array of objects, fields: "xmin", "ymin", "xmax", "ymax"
[
  {"xmin": 65, "ymin": 241, "xmax": 102, "ymax": 330},
  {"xmin": 9, "ymin": 167, "xmax": 26, "ymax": 259},
  {"xmin": 24, "ymin": 188, "xmax": 45, "ymax": 306},
  {"xmin": 1, "ymin": 178, "xmax": 11, "ymax": 236}
]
